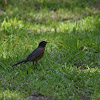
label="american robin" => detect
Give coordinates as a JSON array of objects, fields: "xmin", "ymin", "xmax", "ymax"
[{"xmin": 12, "ymin": 41, "xmax": 49, "ymax": 67}]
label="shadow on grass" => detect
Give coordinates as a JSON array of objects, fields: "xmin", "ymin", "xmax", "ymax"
[
  {"xmin": 1, "ymin": 0, "xmax": 99, "ymax": 9},
  {"xmin": 0, "ymin": 0, "xmax": 99, "ymax": 23}
]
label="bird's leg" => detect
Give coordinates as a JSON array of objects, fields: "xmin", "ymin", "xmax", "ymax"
[
  {"xmin": 33, "ymin": 61, "xmax": 38, "ymax": 69},
  {"xmin": 35, "ymin": 61, "xmax": 37, "ymax": 65},
  {"xmin": 35, "ymin": 61, "xmax": 37, "ymax": 69},
  {"xmin": 33, "ymin": 61, "xmax": 36, "ymax": 69}
]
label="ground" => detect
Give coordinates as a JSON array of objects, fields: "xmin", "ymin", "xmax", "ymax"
[{"xmin": 0, "ymin": 0, "xmax": 100, "ymax": 100}]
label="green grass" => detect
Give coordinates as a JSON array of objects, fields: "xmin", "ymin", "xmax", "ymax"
[{"xmin": 0, "ymin": 0, "xmax": 100, "ymax": 100}]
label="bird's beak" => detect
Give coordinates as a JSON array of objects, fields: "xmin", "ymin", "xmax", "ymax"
[{"xmin": 46, "ymin": 42, "xmax": 50, "ymax": 44}]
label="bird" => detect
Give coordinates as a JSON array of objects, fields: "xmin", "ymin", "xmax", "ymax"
[{"xmin": 12, "ymin": 41, "xmax": 49, "ymax": 67}]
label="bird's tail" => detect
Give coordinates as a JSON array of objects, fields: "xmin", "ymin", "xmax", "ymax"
[{"xmin": 12, "ymin": 59, "xmax": 27, "ymax": 67}]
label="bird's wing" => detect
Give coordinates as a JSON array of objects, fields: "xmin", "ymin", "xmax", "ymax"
[{"xmin": 26, "ymin": 47, "xmax": 43, "ymax": 61}]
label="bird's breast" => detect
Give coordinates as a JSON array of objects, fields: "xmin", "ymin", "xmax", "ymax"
[
  {"xmin": 34, "ymin": 47, "xmax": 45, "ymax": 61},
  {"xmin": 42, "ymin": 47, "xmax": 45, "ymax": 52}
]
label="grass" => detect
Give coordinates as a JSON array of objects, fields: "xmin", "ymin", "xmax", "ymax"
[{"xmin": 0, "ymin": 0, "xmax": 100, "ymax": 100}]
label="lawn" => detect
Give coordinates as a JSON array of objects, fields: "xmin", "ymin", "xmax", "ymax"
[{"xmin": 0, "ymin": 0, "xmax": 100, "ymax": 100}]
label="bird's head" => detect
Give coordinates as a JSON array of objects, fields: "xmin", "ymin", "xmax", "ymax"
[{"xmin": 38, "ymin": 41, "xmax": 49, "ymax": 47}]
